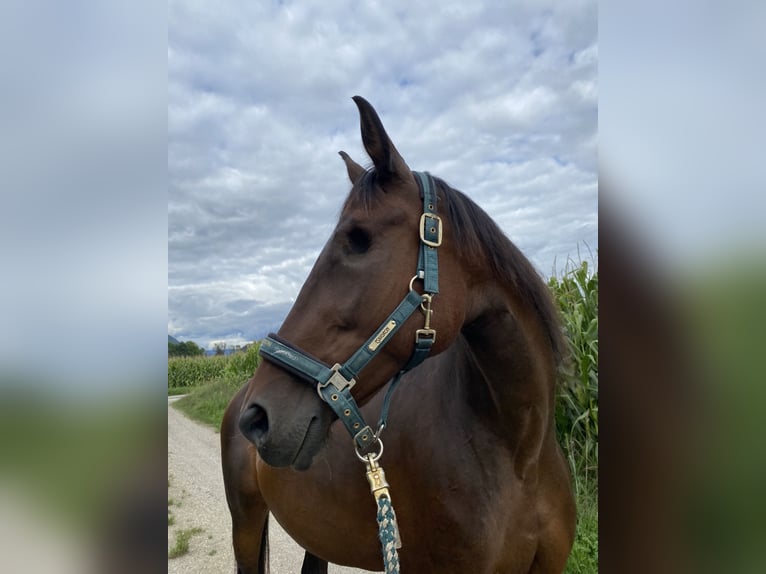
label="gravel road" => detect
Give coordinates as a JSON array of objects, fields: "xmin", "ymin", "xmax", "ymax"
[{"xmin": 168, "ymin": 396, "xmax": 376, "ymax": 573}]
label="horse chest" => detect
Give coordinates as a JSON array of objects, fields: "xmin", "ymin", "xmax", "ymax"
[
  {"xmin": 256, "ymin": 447, "xmax": 393, "ymax": 568},
  {"xmin": 256, "ymin": 428, "xmax": 537, "ymax": 573}
]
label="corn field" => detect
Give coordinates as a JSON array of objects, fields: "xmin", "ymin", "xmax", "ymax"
[
  {"xmin": 548, "ymin": 259, "xmax": 599, "ymax": 488},
  {"xmin": 168, "ymin": 343, "xmax": 261, "ymax": 389}
]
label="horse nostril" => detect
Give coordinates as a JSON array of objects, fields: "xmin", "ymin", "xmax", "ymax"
[{"xmin": 239, "ymin": 403, "xmax": 270, "ymax": 447}]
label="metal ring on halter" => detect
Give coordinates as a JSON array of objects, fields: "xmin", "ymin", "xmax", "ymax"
[
  {"xmin": 355, "ymin": 437, "xmax": 384, "ymax": 463},
  {"xmin": 408, "ymin": 274, "xmax": 421, "ymax": 293}
]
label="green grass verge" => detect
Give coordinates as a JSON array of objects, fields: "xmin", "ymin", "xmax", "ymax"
[
  {"xmin": 173, "ymin": 372, "xmax": 249, "ymax": 430},
  {"xmin": 168, "ymin": 386, "xmax": 194, "ymax": 396}
]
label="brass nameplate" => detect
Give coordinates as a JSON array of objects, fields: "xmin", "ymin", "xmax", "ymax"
[{"xmin": 368, "ymin": 320, "xmax": 397, "ymax": 351}]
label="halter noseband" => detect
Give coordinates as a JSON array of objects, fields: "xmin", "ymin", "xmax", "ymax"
[{"xmin": 259, "ymin": 171, "xmax": 441, "ymax": 455}]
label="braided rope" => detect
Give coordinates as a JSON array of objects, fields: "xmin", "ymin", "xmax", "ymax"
[{"xmin": 376, "ymin": 496, "xmax": 401, "ymax": 574}]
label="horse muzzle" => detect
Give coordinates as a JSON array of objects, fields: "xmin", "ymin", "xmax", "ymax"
[{"xmin": 238, "ymin": 391, "xmax": 332, "ymax": 471}]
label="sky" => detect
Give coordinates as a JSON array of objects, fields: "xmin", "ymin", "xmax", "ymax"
[
  {"xmin": 601, "ymin": 1, "xmax": 765, "ymax": 266},
  {"xmin": 168, "ymin": 0, "xmax": 598, "ymax": 350}
]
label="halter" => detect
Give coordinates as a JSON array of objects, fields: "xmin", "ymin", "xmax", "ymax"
[{"xmin": 258, "ymin": 171, "xmax": 441, "ymax": 456}]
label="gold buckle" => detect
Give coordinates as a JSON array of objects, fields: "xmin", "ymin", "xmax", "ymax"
[
  {"xmin": 319, "ymin": 363, "xmax": 355, "ymax": 393},
  {"xmin": 415, "ymin": 328, "xmax": 436, "ymax": 344},
  {"xmin": 419, "ymin": 213, "xmax": 442, "ymax": 247}
]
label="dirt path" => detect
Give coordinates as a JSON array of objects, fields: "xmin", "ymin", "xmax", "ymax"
[{"xmin": 167, "ymin": 396, "xmax": 376, "ymax": 573}]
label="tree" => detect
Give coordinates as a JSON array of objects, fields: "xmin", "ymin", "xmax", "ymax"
[{"xmin": 168, "ymin": 340, "xmax": 205, "ymax": 357}]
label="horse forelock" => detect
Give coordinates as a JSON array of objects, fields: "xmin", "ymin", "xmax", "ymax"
[{"xmin": 341, "ymin": 168, "xmax": 381, "ymax": 214}]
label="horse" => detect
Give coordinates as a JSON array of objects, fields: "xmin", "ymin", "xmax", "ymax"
[{"xmin": 221, "ymin": 96, "xmax": 576, "ymax": 574}]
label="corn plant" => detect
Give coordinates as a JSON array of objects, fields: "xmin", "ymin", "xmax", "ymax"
[
  {"xmin": 549, "ymin": 258, "xmax": 598, "ymax": 488},
  {"xmin": 223, "ymin": 342, "xmax": 261, "ymax": 378}
]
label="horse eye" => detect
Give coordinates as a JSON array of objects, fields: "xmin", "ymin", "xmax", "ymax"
[{"xmin": 347, "ymin": 227, "xmax": 371, "ymax": 254}]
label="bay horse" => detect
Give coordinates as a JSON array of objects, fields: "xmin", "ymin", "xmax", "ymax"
[{"xmin": 221, "ymin": 96, "xmax": 575, "ymax": 573}]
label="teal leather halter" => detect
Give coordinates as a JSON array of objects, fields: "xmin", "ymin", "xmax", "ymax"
[{"xmin": 259, "ymin": 172, "xmax": 442, "ymax": 456}]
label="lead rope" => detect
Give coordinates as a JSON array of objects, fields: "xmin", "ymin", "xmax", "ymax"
[
  {"xmin": 359, "ymin": 258, "xmax": 437, "ymax": 574},
  {"xmin": 377, "ymin": 497, "xmax": 401, "ymax": 574},
  {"xmin": 361, "ymin": 449, "xmax": 402, "ymax": 574}
]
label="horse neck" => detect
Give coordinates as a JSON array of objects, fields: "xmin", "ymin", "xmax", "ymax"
[{"xmin": 457, "ymin": 282, "xmax": 560, "ymax": 477}]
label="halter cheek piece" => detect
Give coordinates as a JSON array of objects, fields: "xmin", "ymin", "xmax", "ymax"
[{"xmin": 259, "ymin": 172, "xmax": 441, "ymax": 456}]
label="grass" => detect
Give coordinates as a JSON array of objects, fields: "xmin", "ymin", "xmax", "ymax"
[
  {"xmin": 169, "ymin": 342, "xmax": 260, "ymax": 430},
  {"xmin": 168, "ymin": 466, "xmax": 203, "ymax": 559},
  {"xmin": 168, "ymin": 526, "xmax": 204, "ymax": 559},
  {"xmin": 173, "ymin": 371, "xmax": 249, "ymax": 430},
  {"xmin": 564, "ymin": 480, "xmax": 598, "ymax": 573},
  {"xmin": 167, "ymin": 478, "xmax": 176, "ymax": 526}
]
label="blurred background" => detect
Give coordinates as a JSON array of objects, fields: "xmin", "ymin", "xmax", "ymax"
[
  {"xmin": 0, "ymin": 1, "xmax": 167, "ymax": 572},
  {"xmin": 0, "ymin": 0, "xmax": 764, "ymax": 572},
  {"xmin": 600, "ymin": 1, "xmax": 766, "ymax": 572}
]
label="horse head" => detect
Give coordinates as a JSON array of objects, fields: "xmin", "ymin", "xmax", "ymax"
[{"xmin": 238, "ymin": 97, "xmax": 470, "ymax": 469}]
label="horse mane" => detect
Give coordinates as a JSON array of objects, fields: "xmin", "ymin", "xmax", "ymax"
[{"xmin": 349, "ymin": 170, "xmax": 566, "ymax": 364}]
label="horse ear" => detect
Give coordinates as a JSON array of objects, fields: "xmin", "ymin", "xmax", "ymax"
[
  {"xmin": 338, "ymin": 151, "xmax": 365, "ymax": 184},
  {"xmin": 352, "ymin": 96, "xmax": 411, "ymax": 181}
]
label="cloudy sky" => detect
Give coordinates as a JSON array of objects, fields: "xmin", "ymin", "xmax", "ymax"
[{"xmin": 169, "ymin": 0, "xmax": 597, "ymax": 350}]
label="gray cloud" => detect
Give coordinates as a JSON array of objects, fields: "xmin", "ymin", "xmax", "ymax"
[{"xmin": 169, "ymin": 0, "xmax": 597, "ymax": 349}]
